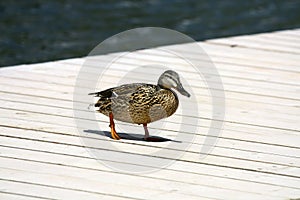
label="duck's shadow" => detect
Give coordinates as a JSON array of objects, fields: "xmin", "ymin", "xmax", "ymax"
[{"xmin": 84, "ymin": 129, "xmax": 181, "ymax": 143}]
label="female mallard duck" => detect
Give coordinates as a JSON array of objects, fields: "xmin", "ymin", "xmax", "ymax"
[{"xmin": 89, "ymin": 70, "xmax": 190, "ymax": 141}]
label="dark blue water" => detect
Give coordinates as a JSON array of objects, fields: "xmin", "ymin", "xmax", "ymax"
[{"xmin": 1, "ymin": 0, "xmax": 300, "ymax": 67}]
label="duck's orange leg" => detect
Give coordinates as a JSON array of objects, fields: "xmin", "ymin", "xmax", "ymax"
[
  {"xmin": 143, "ymin": 123, "xmax": 150, "ymax": 140},
  {"xmin": 109, "ymin": 113, "xmax": 121, "ymax": 140}
]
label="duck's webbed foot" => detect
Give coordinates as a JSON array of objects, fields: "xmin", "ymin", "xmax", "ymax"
[{"xmin": 109, "ymin": 113, "xmax": 121, "ymax": 140}]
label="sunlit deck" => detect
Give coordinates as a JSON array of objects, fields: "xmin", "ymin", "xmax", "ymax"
[{"xmin": 0, "ymin": 29, "xmax": 299, "ymax": 200}]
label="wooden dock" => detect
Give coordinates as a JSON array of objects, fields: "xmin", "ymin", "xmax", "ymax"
[{"xmin": 0, "ymin": 29, "xmax": 299, "ymax": 200}]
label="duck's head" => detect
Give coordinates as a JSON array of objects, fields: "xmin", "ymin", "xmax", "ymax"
[{"xmin": 158, "ymin": 70, "xmax": 191, "ymax": 97}]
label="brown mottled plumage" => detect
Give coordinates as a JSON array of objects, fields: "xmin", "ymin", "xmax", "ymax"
[{"xmin": 89, "ymin": 70, "xmax": 190, "ymax": 140}]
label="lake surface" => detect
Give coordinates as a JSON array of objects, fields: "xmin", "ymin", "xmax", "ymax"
[{"xmin": 1, "ymin": 0, "xmax": 300, "ymax": 67}]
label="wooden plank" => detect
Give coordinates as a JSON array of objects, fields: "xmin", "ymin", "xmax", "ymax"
[
  {"xmin": 0, "ymin": 161, "xmax": 251, "ymax": 200},
  {"xmin": 0, "ymin": 80, "xmax": 298, "ymax": 145},
  {"xmin": 0, "ymin": 191, "xmax": 51, "ymax": 200},
  {"xmin": 6, "ymin": 59, "xmax": 299, "ymax": 97},
  {"xmin": 144, "ymin": 47, "xmax": 300, "ymax": 74},
  {"xmin": 0, "ymin": 77, "xmax": 299, "ymax": 127},
  {"xmin": 1, "ymin": 79, "xmax": 299, "ymax": 132},
  {"xmin": 256, "ymin": 33, "xmax": 300, "ymax": 46},
  {"xmin": 233, "ymin": 34, "xmax": 300, "ymax": 48},
  {"xmin": 0, "ymin": 146, "xmax": 298, "ymax": 199},
  {"xmin": 1, "ymin": 113, "xmax": 300, "ymax": 161},
  {"xmin": 1, "ymin": 140, "xmax": 299, "ymax": 193},
  {"xmin": 2, "ymin": 49, "xmax": 297, "ymax": 90},
  {"xmin": 275, "ymin": 30, "xmax": 300, "ymax": 39},
  {"xmin": 1, "ymin": 121, "xmax": 299, "ymax": 170},
  {"xmin": 0, "ymin": 176, "xmax": 143, "ymax": 200},
  {"xmin": 206, "ymin": 34, "xmax": 300, "ymax": 54},
  {"xmin": 0, "ymin": 91, "xmax": 298, "ymax": 140},
  {"xmin": 9, "ymin": 57, "xmax": 299, "ymax": 98},
  {"xmin": 1, "ymin": 72, "xmax": 299, "ymax": 109},
  {"xmin": 63, "ymin": 53, "xmax": 300, "ymax": 86},
  {"xmin": 3, "ymin": 64, "xmax": 298, "ymax": 111},
  {"xmin": 1, "ymin": 95, "xmax": 300, "ymax": 151},
  {"xmin": 173, "ymin": 40, "xmax": 300, "ymax": 65},
  {"xmin": 0, "ymin": 68, "xmax": 298, "ymax": 111},
  {"xmin": 4, "ymin": 62, "xmax": 300, "ymax": 96},
  {"xmin": 1, "ymin": 72, "xmax": 298, "ymax": 112},
  {"xmin": 1, "ymin": 120, "xmax": 299, "ymax": 178}
]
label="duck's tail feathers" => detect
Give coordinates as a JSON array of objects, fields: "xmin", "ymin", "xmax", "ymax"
[
  {"xmin": 88, "ymin": 92, "xmax": 101, "ymax": 96},
  {"xmin": 88, "ymin": 89, "xmax": 115, "ymax": 98}
]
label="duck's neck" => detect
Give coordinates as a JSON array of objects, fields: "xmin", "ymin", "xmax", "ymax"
[
  {"xmin": 157, "ymin": 84, "xmax": 163, "ymax": 89},
  {"xmin": 157, "ymin": 84, "xmax": 168, "ymax": 90},
  {"xmin": 157, "ymin": 84, "xmax": 175, "ymax": 94}
]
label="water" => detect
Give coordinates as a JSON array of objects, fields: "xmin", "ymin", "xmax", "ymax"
[{"xmin": 0, "ymin": 0, "xmax": 300, "ymax": 67}]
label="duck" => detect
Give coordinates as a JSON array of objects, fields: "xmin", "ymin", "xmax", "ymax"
[{"xmin": 88, "ymin": 70, "xmax": 190, "ymax": 141}]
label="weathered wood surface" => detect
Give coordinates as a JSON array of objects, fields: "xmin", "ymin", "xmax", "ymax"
[{"xmin": 0, "ymin": 29, "xmax": 299, "ymax": 200}]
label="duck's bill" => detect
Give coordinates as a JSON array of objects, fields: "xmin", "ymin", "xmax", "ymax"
[{"xmin": 176, "ymin": 85, "xmax": 191, "ymax": 97}]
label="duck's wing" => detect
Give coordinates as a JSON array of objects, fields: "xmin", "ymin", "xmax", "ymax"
[{"xmin": 89, "ymin": 83, "xmax": 156, "ymax": 99}]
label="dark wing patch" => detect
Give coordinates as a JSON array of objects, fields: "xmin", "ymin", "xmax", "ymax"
[
  {"xmin": 90, "ymin": 83, "xmax": 158, "ymax": 109},
  {"xmin": 88, "ymin": 88, "xmax": 113, "ymax": 98},
  {"xmin": 90, "ymin": 84, "xmax": 156, "ymax": 98},
  {"xmin": 112, "ymin": 84, "xmax": 148, "ymax": 96}
]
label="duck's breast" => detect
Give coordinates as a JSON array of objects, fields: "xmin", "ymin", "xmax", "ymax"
[
  {"xmin": 147, "ymin": 89, "xmax": 178, "ymax": 122},
  {"xmin": 127, "ymin": 88, "xmax": 178, "ymax": 124}
]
